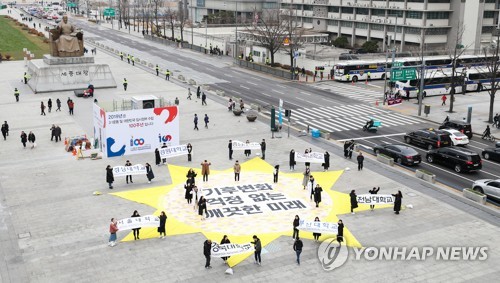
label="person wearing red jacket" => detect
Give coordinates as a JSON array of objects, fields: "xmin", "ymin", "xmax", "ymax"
[{"xmin": 108, "ymin": 218, "xmax": 119, "ymax": 247}]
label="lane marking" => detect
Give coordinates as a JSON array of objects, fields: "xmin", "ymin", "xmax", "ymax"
[
  {"xmin": 233, "ymin": 90, "xmax": 242, "ymax": 95},
  {"xmin": 240, "ymin": 85, "xmax": 250, "ymax": 90},
  {"xmin": 300, "ymin": 92, "xmax": 312, "ymax": 96},
  {"xmin": 294, "ymin": 97, "xmax": 324, "ymax": 107},
  {"xmin": 255, "ymin": 98, "xmax": 267, "ymax": 104},
  {"xmin": 224, "ymin": 74, "xmax": 234, "ymax": 77},
  {"xmin": 273, "ymin": 90, "xmax": 285, "ymax": 94},
  {"xmin": 262, "ymin": 93, "xmax": 272, "ymax": 97},
  {"xmin": 247, "ymin": 82, "xmax": 258, "ymax": 86},
  {"xmin": 277, "ymin": 85, "xmax": 287, "ymax": 89},
  {"xmin": 337, "ymin": 133, "xmax": 406, "ymax": 142}
]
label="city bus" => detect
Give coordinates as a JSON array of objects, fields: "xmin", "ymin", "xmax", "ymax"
[
  {"xmin": 463, "ymin": 68, "xmax": 500, "ymax": 92},
  {"xmin": 394, "ymin": 73, "xmax": 464, "ymax": 98}
]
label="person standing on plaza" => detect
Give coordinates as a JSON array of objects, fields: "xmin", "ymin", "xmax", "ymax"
[
  {"xmin": 14, "ymin": 88, "xmax": 20, "ymax": 102},
  {"xmin": 198, "ymin": 196, "xmax": 207, "ymax": 220},
  {"xmin": 106, "ymin": 165, "xmax": 114, "ymax": 189},
  {"xmin": 50, "ymin": 124, "xmax": 56, "ymax": 141},
  {"xmin": 369, "ymin": 187, "xmax": 380, "ymax": 211},
  {"xmin": 221, "ymin": 235, "xmax": 231, "ymax": 264},
  {"xmin": 20, "ymin": 131, "xmax": 27, "ymax": 148},
  {"xmin": 145, "ymin": 163, "xmax": 154, "ymax": 183},
  {"xmin": 28, "ymin": 131, "xmax": 36, "ymax": 149},
  {"xmin": 204, "ymin": 114, "xmax": 209, "ymax": 129},
  {"xmin": 350, "ymin": 190, "xmax": 358, "ymax": 214},
  {"xmin": 193, "ymin": 114, "xmax": 199, "ymax": 130},
  {"xmin": 1, "ymin": 121, "xmax": 8, "ymax": 141},
  {"xmin": 304, "ymin": 149, "xmax": 311, "ymax": 168},
  {"xmin": 47, "ymin": 98, "xmax": 52, "ymax": 113},
  {"xmin": 55, "ymin": 125, "xmax": 62, "ymax": 142},
  {"xmin": 273, "ymin": 165, "xmax": 279, "ymax": 183},
  {"xmin": 201, "ymin": 92, "xmax": 207, "ymax": 106},
  {"xmin": 251, "ymin": 235, "xmax": 262, "ymax": 266},
  {"xmin": 155, "ymin": 148, "xmax": 161, "ymax": 166},
  {"xmin": 323, "ymin": 151, "xmax": 330, "ymax": 171},
  {"xmin": 186, "ymin": 168, "xmax": 197, "ymax": 186},
  {"xmin": 260, "ymin": 139, "xmax": 266, "ymax": 160},
  {"xmin": 203, "ymin": 239, "xmax": 212, "ymax": 269},
  {"xmin": 165, "ymin": 69, "xmax": 170, "ymax": 80},
  {"xmin": 187, "ymin": 88, "xmax": 192, "ymax": 100},
  {"xmin": 68, "ymin": 99, "xmax": 74, "ymax": 115},
  {"xmin": 302, "ymin": 166, "xmax": 310, "ymax": 190},
  {"xmin": 312, "ymin": 217, "xmax": 321, "ymax": 242},
  {"xmin": 392, "ymin": 190, "xmax": 403, "ymax": 215},
  {"xmin": 441, "ymin": 94, "xmax": 447, "ymax": 106},
  {"xmin": 201, "ymin": 160, "xmax": 211, "ymax": 182},
  {"xmin": 155, "ymin": 64, "xmax": 159, "ymax": 76},
  {"xmin": 292, "ymin": 215, "xmax": 300, "ymax": 240},
  {"xmin": 131, "ymin": 210, "xmax": 141, "ymax": 240},
  {"xmin": 239, "ymin": 99, "xmax": 245, "ymax": 111},
  {"xmin": 293, "ymin": 237, "xmax": 303, "ymax": 265},
  {"xmin": 337, "ymin": 220, "xmax": 344, "ymax": 245},
  {"xmin": 127, "ymin": 54, "xmax": 131, "ymax": 64},
  {"xmin": 357, "ymin": 152, "xmax": 364, "ymax": 171},
  {"xmin": 289, "ymin": 149, "xmax": 296, "ymax": 171},
  {"xmin": 125, "ymin": 160, "xmax": 133, "ymax": 184},
  {"xmin": 314, "ymin": 184, "xmax": 323, "ymax": 208},
  {"xmin": 108, "ymin": 218, "xmax": 119, "ymax": 247},
  {"xmin": 233, "ymin": 160, "xmax": 241, "ymax": 181},
  {"xmin": 40, "ymin": 101, "xmax": 46, "ymax": 116},
  {"xmin": 56, "ymin": 98, "xmax": 61, "ymax": 111},
  {"xmin": 244, "ymin": 140, "xmax": 251, "ymax": 158},
  {"xmin": 161, "ymin": 143, "xmax": 168, "ymax": 164},
  {"xmin": 123, "ymin": 78, "xmax": 128, "ymax": 91},
  {"xmin": 174, "ymin": 97, "xmax": 179, "ymax": 106},
  {"xmin": 196, "ymin": 86, "xmax": 201, "ymax": 99},
  {"xmin": 158, "ymin": 211, "xmax": 167, "ymax": 239},
  {"xmin": 308, "ymin": 175, "xmax": 315, "ymax": 200},
  {"xmin": 228, "ymin": 140, "xmax": 233, "ymax": 160},
  {"xmin": 187, "ymin": 143, "xmax": 193, "ymax": 162}
]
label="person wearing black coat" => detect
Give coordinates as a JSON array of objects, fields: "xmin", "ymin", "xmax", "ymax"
[
  {"xmin": 203, "ymin": 239, "xmax": 212, "ymax": 269},
  {"xmin": 337, "ymin": 220, "xmax": 344, "ymax": 245},
  {"xmin": 184, "ymin": 183, "xmax": 193, "ymax": 204},
  {"xmin": 312, "ymin": 217, "xmax": 321, "ymax": 242},
  {"xmin": 198, "ymin": 196, "xmax": 207, "ymax": 220},
  {"xmin": 314, "ymin": 184, "xmax": 323, "ymax": 207},
  {"xmin": 158, "ymin": 211, "xmax": 167, "ymax": 239},
  {"xmin": 293, "ymin": 237, "xmax": 304, "ymax": 265},
  {"xmin": 106, "ymin": 165, "xmax": 114, "ymax": 189},
  {"xmin": 392, "ymin": 190, "xmax": 403, "ymax": 215},
  {"xmin": 228, "ymin": 140, "xmax": 233, "ymax": 160},
  {"xmin": 350, "ymin": 190, "xmax": 358, "ymax": 214},
  {"xmin": 186, "ymin": 168, "xmax": 197, "ymax": 186},
  {"xmin": 50, "ymin": 124, "xmax": 56, "ymax": 141},
  {"xmin": 289, "ymin": 149, "xmax": 296, "ymax": 171},
  {"xmin": 322, "ymin": 151, "xmax": 330, "ymax": 171},
  {"xmin": 55, "ymin": 125, "xmax": 62, "ymax": 142},
  {"xmin": 369, "ymin": 187, "xmax": 380, "ymax": 211},
  {"xmin": 196, "ymin": 86, "xmax": 201, "ymax": 99},
  {"xmin": 28, "ymin": 131, "xmax": 36, "ymax": 149},
  {"xmin": 357, "ymin": 152, "xmax": 364, "ymax": 171},
  {"xmin": 343, "ymin": 141, "xmax": 350, "ymax": 158},
  {"xmin": 220, "ymin": 235, "xmax": 231, "ymax": 263},
  {"xmin": 145, "ymin": 163, "xmax": 155, "ymax": 183},
  {"xmin": 292, "ymin": 215, "xmax": 300, "ymax": 239},
  {"xmin": 131, "ymin": 210, "xmax": 141, "ymax": 240},
  {"xmin": 155, "ymin": 148, "xmax": 161, "ymax": 166},
  {"xmin": 273, "ymin": 165, "xmax": 279, "ymax": 183},
  {"xmin": 187, "ymin": 143, "xmax": 193, "ymax": 162}
]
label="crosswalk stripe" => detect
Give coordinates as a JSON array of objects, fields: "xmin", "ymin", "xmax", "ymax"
[
  {"xmin": 308, "ymin": 120, "xmax": 342, "ymax": 132},
  {"xmin": 312, "ymin": 107, "xmax": 333, "ymax": 117},
  {"xmin": 315, "ymin": 118, "xmax": 352, "ymax": 131},
  {"xmin": 325, "ymin": 117, "xmax": 359, "ymax": 130},
  {"xmin": 392, "ymin": 113, "xmax": 424, "ymax": 123},
  {"xmin": 295, "ymin": 109, "xmax": 325, "ymax": 120},
  {"xmin": 292, "ymin": 110, "xmax": 312, "ymax": 121},
  {"xmin": 371, "ymin": 115, "xmax": 401, "ymax": 126},
  {"xmin": 384, "ymin": 114, "xmax": 417, "ymax": 125},
  {"xmin": 356, "ymin": 104, "xmax": 388, "ymax": 114}
]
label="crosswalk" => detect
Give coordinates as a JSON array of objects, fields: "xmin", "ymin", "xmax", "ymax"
[
  {"xmin": 291, "ymin": 104, "xmax": 424, "ymax": 132},
  {"xmin": 312, "ymin": 83, "xmax": 383, "ymax": 104}
]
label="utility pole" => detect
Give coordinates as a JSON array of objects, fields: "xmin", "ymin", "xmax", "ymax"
[
  {"xmin": 235, "ymin": 0, "xmax": 238, "ymax": 58},
  {"xmin": 418, "ymin": 58, "xmax": 426, "ymax": 116}
]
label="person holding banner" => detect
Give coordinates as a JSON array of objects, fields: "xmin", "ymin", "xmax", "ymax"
[
  {"xmin": 292, "ymin": 215, "xmax": 300, "ymax": 240},
  {"xmin": 314, "ymin": 184, "xmax": 323, "ymax": 207},
  {"xmin": 192, "ymin": 186, "xmax": 199, "ymax": 210},
  {"xmin": 201, "ymin": 160, "xmax": 211, "ymax": 182},
  {"xmin": 369, "ymin": 187, "xmax": 380, "ymax": 211},
  {"xmin": 106, "ymin": 165, "xmax": 114, "ymax": 189},
  {"xmin": 251, "ymin": 235, "xmax": 262, "ymax": 266},
  {"xmin": 289, "ymin": 149, "xmax": 296, "ymax": 171},
  {"xmin": 187, "ymin": 143, "xmax": 193, "ymax": 162},
  {"xmin": 308, "ymin": 175, "xmax": 315, "ymax": 200},
  {"xmin": 312, "ymin": 217, "xmax": 321, "ymax": 242},
  {"xmin": 337, "ymin": 220, "xmax": 344, "ymax": 245},
  {"xmin": 392, "ymin": 190, "xmax": 403, "ymax": 215},
  {"xmin": 155, "ymin": 148, "xmax": 161, "ymax": 166},
  {"xmin": 125, "ymin": 160, "xmax": 133, "ymax": 184},
  {"xmin": 323, "ymin": 151, "xmax": 330, "ymax": 172},
  {"xmin": 161, "ymin": 143, "xmax": 168, "ymax": 164},
  {"xmin": 293, "ymin": 237, "xmax": 303, "ymax": 265},
  {"xmin": 302, "ymin": 167, "xmax": 310, "ymax": 190},
  {"xmin": 203, "ymin": 239, "xmax": 212, "ymax": 269},
  {"xmin": 158, "ymin": 211, "xmax": 167, "ymax": 239},
  {"xmin": 145, "ymin": 163, "xmax": 154, "ymax": 183},
  {"xmin": 131, "ymin": 210, "xmax": 141, "ymax": 240},
  {"xmin": 273, "ymin": 165, "xmax": 279, "ymax": 183},
  {"xmin": 108, "ymin": 218, "xmax": 119, "ymax": 247},
  {"xmin": 350, "ymin": 190, "xmax": 358, "ymax": 214},
  {"xmin": 198, "ymin": 196, "xmax": 208, "ymax": 220},
  {"xmin": 220, "ymin": 235, "xmax": 231, "ymax": 264},
  {"xmin": 186, "ymin": 168, "xmax": 197, "ymax": 186},
  {"xmin": 233, "ymin": 160, "xmax": 241, "ymax": 181},
  {"xmin": 304, "ymin": 149, "xmax": 311, "ymax": 167},
  {"xmin": 244, "ymin": 140, "xmax": 251, "ymax": 158}
]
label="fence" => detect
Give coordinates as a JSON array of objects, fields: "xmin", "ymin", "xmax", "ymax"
[{"xmin": 234, "ymin": 60, "xmax": 293, "ymax": 80}]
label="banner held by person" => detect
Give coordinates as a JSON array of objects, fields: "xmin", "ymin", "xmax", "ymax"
[
  {"xmin": 113, "ymin": 164, "xmax": 147, "ymax": 177},
  {"xmin": 232, "ymin": 140, "xmax": 261, "ymax": 151},
  {"xmin": 297, "ymin": 220, "xmax": 338, "ymax": 234},
  {"xmin": 211, "ymin": 242, "xmax": 255, "ymax": 257},
  {"xmin": 159, "ymin": 144, "xmax": 188, "ymax": 158},
  {"xmin": 295, "ymin": 152, "xmax": 325, "ymax": 164},
  {"xmin": 357, "ymin": 194, "xmax": 395, "ymax": 204},
  {"xmin": 116, "ymin": 215, "xmax": 160, "ymax": 231}
]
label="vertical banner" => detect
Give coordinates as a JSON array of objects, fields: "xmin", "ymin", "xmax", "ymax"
[
  {"xmin": 97, "ymin": 106, "xmax": 179, "ymax": 158},
  {"xmin": 278, "ymin": 99, "xmax": 283, "ymax": 125},
  {"xmin": 92, "ymin": 103, "xmax": 106, "ymax": 153}
]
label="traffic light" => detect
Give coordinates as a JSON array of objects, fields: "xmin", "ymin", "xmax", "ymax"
[{"xmin": 285, "ymin": 109, "xmax": 292, "ymax": 117}]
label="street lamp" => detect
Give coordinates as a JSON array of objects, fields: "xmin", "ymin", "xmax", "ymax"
[{"xmin": 382, "ymin": 12, "xmax": 399, "ymax": 105}]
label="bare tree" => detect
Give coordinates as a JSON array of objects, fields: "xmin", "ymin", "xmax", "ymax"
[
  {"xmin": 167, "ymin": 8, "xmax": 176, "ymax": 40},
  {"xmin": 178, "ymin": 3, "xmax": 187, "ymax": 42},
  {"xmin": 281, "ymin": 7, "xmax": 304, "ymax": 70},
  {"xmin": 247, "ymin": 9, "xmax": 288, "ymax": 65},
  {"xmin": 448, "ymin": 24, "xmax": 469, "ymax": 113},
  {"xmin": 152, "ymin": 0, "xmax": 160, "ymax": 33},
  {"xmin": 483, "ymin": 29, "xmax": 500, "ymax": 124}
]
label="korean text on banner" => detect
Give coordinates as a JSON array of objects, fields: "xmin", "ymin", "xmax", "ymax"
[
  {"xmin": 116, "ymin": 215, "xmax": 160, "ymax": 231},
  {"xmin": 159, "ymin": 144, "xmax": 188, "ymax": 158},
  {"xmin": 113, "ymin": 164, "xmax": 147, "ymax": 177},
  {"xmin": 231, "ymin": 140, "xmax": 261, "ymax": 151},
  {"xmin": 297, "ymin": 220, "xmax": 338, "ymax": 234},
  {"xmin": 210, "ymin": 242, "xmax": 255, "ymax": 258},
  {"xmin": 357, "ymin": 194, "xmax": 395, "ymax": 204},
  {"xmin": 295, "ymin": 152, "xmax": 325, "ymax": 163}
]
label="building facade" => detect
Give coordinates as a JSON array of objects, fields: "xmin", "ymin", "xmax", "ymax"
[
  {"xmin": 279, "ymin": 0, "xmax": 499, "ymax": 52},
  {"xmin": 190, "ymin": 0, "xmax": 278, "ymax": 24}
]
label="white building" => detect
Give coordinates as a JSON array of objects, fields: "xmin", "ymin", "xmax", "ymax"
[{"xmin": 189, "ymin": 0, "xmax": 278, "ymax": 23}]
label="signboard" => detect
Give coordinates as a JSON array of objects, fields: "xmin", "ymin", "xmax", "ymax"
[
  {"xmin": 232, "ymin": 140, "xmax": 261, "ymax": 150},
  {"xmin": 211, "ymin": 242, "xmax": 255, "ymax": 257},
  {"xmin": 159, "ymin": 144, "xmax": 188, "ymax": 158},
  {"xmin": 356, "ymin": 194, "xmax": 395, "ymax": 204},
  {"xmin": 112, "ymin": 164, "xmax": 147, "ymax": 177},
  {"xmin": 294, "ymin": 152, "xmax": 325, "ymax": 163},
  {"xmin": 387, "ymin": 97, "xmax": 403, "ymax": 107},
  {"xmin": 297, "ymin": 220, "xmax": 338, "ymax": 234},
  {"xmin": 103, "ymin": 8, "xmax": 115, "ymax": 17},
  {"xmin": 283, "ymin": 37, "xmax": 290, "ymax": 46},
  {"xmin": 391, "ymin": 68, "xmax": 416, "ymax": 81}
]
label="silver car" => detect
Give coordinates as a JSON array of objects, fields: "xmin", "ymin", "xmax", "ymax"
[{"xmin": 472, "ymin": 179, "xmax": 500, "ymax": 200}]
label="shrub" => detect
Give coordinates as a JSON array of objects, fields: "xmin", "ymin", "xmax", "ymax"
[
  {"xmin": 5, "ymin": 54, "xmax": 12, "ymax": 60},
  {"xmin": 43, "ymin": 39, "xmax": 49, "ymax": 43},
  {"xmin": 281, "ymin": 64, "xmax": 291, "ymax": 70},
  {"xmin": 305, "ymin": 70, "xmax": 314, "ymax": 76},
  {"xmin": 38, "ymin": 32, "xmax": 45, "ymax": 37},
  {"xmin": 22, "ymin": 27, "xmax": 29, "ymax": 30},
  {"xmin": 272, "ymin": 62, "xmax": 281, "ymax": 68},
  {"xmin": 333, "ymin": 36, "xmax": 349, "ymax": 48}
]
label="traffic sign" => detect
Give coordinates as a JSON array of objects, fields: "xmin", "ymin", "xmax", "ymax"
[
  {"xmin": 103, "ymin": 8, "xmax": 115, "ymax": 17},
  {"xmin": 391, "ymin": 68, "xmax": 417, "ymax": 81},
  {"xmin": 283, "ymin": 37, "xmax": 290, "ymax": 46},
  {"xmin": 393, "ymin": 61, "xmax": 404, "ymax": 67}
]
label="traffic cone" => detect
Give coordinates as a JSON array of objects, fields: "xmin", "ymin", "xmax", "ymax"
[
  {"xmin": 64, "ymin": 138, "xmax": 68, "ymax": 145},
  {"xmin": 72, "ymin": 147, "xmax": 77, "ymax": 156}
]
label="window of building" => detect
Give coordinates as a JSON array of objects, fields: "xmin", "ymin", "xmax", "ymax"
[
  {"xmin": 357, "ymin": 8, "xmax": 369, "ymax": 15},
  {"xmin": 485, "ymin": 0, "xmax": 496, "ymax": 3},
  {"xmin": 303, "ymin": 5, "xmax": 313, "ymax": 11},
  {"xmin": 427, "ymin": 12, "xmax": 450, "ymax": 19},
  {"xmin": 428, "ymin": 0, "xmax": 451, "ymax": 3},
  {"xmin": 340, "ymin": 21, "xmax": 353, "ymax": 27},
  {"xmin": 303, "ymin": 17, "xmax": 313, "ymax": 23},
  {"xmin": 327, "ymin": 20, "xmax": 339, "ymax": 26},
  {"xmin": 341, "ymin": 7, "xmax": 354, "ymax": 14},
  {"xmin": 428, "ymin": 28, "xmax": 449, "ymax": 34},
  {"xmin": 407, "ymin": 11, "xmax": 423, "ymax": 19},
  {"xmin": 405, "ymin": 27, "xmax": 421, "ymax": 34},
  {"xmin": 407, "ymin": 0, "xmax": 425, "ymax": 2},
  {"xmin": 263, "ymin": 2, "xmax": 278, "ymax": 9},
  {"xmin": 328, "ymin": 6, "xmax": 339, "ymax": 13},
  {"xmin": 371, "ymin": 24, "xmax": 384, "ymax": 30},
  {"xmin": 355, "ymin": 22, "xmax": 368, "ymax": 29},
  {"xmin": 484, "ymin": 11, "xmax": 496, "ymax": 18},
  {"xmin": 372, "ymin": 9, "xmax": 385, "ymax": 16},
  {"xmin": 388, "ymin": 10, "xmax": 404, "ymax": 18},
  {"xmin": 482, "ymin": 26, "xmax": 494, "ymax": 33}
]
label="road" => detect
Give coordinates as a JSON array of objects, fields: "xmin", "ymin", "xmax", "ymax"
[{"xmin": 69, "ymin": 18, "xmax": 500, "ymax": 203}]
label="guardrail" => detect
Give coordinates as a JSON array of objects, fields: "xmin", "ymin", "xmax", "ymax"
[{"xmin": 233, "ymin": 59, "xmax": 293, "ymax": 80}]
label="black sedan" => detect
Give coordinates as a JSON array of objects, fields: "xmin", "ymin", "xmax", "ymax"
[
  {"xmin": 373, "ymin": 144, "xmax": 422, "ymax": 166},
  {"xmin": 482, "ymin": 146, "xmax": 500, "ymax": 162}
]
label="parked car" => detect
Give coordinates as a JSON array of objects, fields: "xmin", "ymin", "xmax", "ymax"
[
  {"xmin": 404, "ymin": 129, "xmax": 452, "ymax": 150},
  {"xmin": 373, "ymin": 144, "xmax": 421, "ymax": 165},
  {"xmin": 339, "ymin": 53, "xmax": 359, "ymax": 61},
  {"xmin": 440, "ymin": 128, "xmax": 469, "ymax": 146},
  {"xmin": 482, "ymin": 142, "xmax": 500, "ymax": 162},
  {"xmin": 439, "ymin": 120, "xmax": 473, "ymax": 139},
  {"xmin": 472, "ymin": 179, "xmax": 500, "ymax": 200},
  {"xmin": 426, "ymin": 147, "xmax": 482, "ymax": 173}
]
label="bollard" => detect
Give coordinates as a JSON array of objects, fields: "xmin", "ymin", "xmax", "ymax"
[
  {"xmin": 306, "ymin": 76, "xmax": 308, "ymax": 82},
  {"xmin": 313, "ymin": 76, "xmax": 315, "ymax": 82}
]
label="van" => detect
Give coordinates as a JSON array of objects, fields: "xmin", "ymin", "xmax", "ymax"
[{"xmin": 439, "ymin": 120, "xmax": 473, "ymax": 139}]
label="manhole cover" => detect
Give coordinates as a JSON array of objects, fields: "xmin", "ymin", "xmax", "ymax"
[{"xmin": 18, "ymin": 232, "xmax": 31, "ymax": 239}]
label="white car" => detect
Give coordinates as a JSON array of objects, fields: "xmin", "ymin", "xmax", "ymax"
[
  {"xmin": 441, "ymin": 128, "xmax": 469, "ymax": 146},
  {"xmin": 472, "ymin": 179, "xmax": 500, "ymax": 200}
]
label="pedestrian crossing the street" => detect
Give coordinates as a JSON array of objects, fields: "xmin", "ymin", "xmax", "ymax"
[
  {"xmin": 312, "ymin": 83, "xmax": 383, "ymax": 104},
  {"xmin": 292, "ymin": 104, "xmax": 424, "ymax": 132}
]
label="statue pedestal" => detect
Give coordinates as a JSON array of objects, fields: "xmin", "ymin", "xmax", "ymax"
[{"xmin": 27, "ymin": 54, "xmax": 117, "ymax": 93}]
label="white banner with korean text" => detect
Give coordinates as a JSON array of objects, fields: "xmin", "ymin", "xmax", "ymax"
[
  {"xmin": 112, "ymin": 164, "xmax": 147, "ymax": 177},
  {"xmin": 295, "ymin": 152, "xmax": 325, "ymax": 163},
  {"xmin": 116, "ymin": 215, "xmax": 160, "ymax": 230},
  {"xmin": 297, "ymin": 220, "xmax": 338, "ymax": 234},
  {"xmin": 211, "ymin": 242, "xmax": 255, "ymax": 257},
  {"xmin": 159, "ymin": 144, "xmax": 188, "ymax": 158},
  {"xmin": 357, "ymin": 194, "xmax": 395, "ymax": 204},
  {"xmin": 232, "ymin": 140, "xmax": 261, "ymax": 151}
]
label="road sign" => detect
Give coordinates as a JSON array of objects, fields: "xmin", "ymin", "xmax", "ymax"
[
  {"xmin": 391, "ymin": 67, "xmax": 417, "ymax": 81},
  {"xmin": 283, "ymin": 37, "xmax": 290, "ymax": 46},
  {"xmin": 393, "ymin": 61, "xmax": 404, "ymax": 67},
  {"xmin": 103, "ymin": 8, "xmax": 115, "ymax": 17}
]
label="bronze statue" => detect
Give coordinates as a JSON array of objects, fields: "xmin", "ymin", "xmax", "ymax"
[{"xmin": 49, "ymin": 15, "xmax": 84, "ymax": 57}]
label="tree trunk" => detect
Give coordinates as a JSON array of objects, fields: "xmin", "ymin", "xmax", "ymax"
[
  {"xmin": 180, "ymin": 26, "xmax": 184, "ymax": 42},
  {"xmin": 171, "ymin": 21, "xmax": 175, "ymax": 40},
  {"xmin": 489, "ymin": 90, "xmax": 496, "ymax": 123}
]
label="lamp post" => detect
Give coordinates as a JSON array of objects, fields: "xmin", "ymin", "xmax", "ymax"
[{"xmin": 382, "ymin": 13, "xmax": 399, "ymax": 105}]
